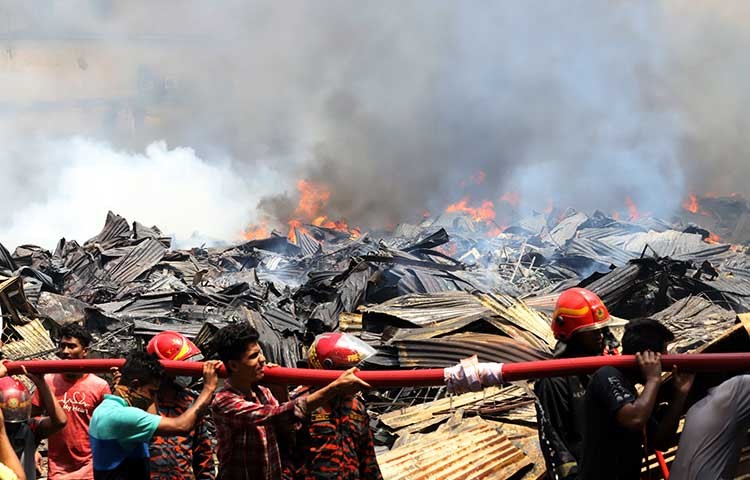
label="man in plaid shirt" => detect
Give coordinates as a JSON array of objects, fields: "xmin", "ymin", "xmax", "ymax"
[{"xmin": 211, "ymin": 323, "xmax": 370, "ymax": 480}]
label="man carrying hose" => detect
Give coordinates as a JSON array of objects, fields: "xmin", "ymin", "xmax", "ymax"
[
  {"xmin": 31, "ymin": 323, "xmax": 110, "ymax": 480},
  {"xmin": 210, "ymin": 322, "xmax": 370, "ymax": 480},
  {"xmin": 579, "ymin": 318, "xmax": 694, "ymax": 480},
  {"xmin": 89, "ymin": 351, "xmax": 219, "ymax": 480},
  {"xmin": 533, "ymin": 287, "xmax": 625, "ymax": 479}
]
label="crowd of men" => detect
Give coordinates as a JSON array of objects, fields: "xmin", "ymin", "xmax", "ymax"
[
  {"xmin": 0, "ymin": 288, "xmax": 747, "ymax": 479},
  {"xmin": 0, "ymin": 324, "xmax": 381, "ymax": 480}
]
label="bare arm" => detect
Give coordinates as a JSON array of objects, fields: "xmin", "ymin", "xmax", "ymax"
[
  {"xmin": 155, "ymin": 361, "xmax": 219, "ymax": 436},
  {"xmin": 24, "ymin": 368, "xmax": 67, "ymax": 440},
  {"xmin": 650, "ymin": 369, "xmax": 694, "ymax": 450},
  {"xmin": 615, "ymin": 352, "xmax": 662, "ymax": 432},
  {"xmin": 306, "ymin": 368, "xmax": 371, "ymax": 411}
]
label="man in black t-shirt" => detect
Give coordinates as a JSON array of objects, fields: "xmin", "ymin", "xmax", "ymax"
[
  {"xmin": 534, "ymin": 288, "xmax": 626, "ymax": 479},
  {"xmin": 580, "ymin": 318, "xmax": 694, "ymax": 480}
]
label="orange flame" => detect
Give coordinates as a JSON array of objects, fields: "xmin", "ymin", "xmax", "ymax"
[
  {"xmin": 612, "ymin": 211, "xmax": 620, "ymax": 221},
  {"xmin": 243, "ymin": 222, "xmax": 270, "ymax": 241},
  {"xmin": 295, "ymin": 180, "xmax": 331, "ymax": 219},
  {"xmin": 706, "ymin": 232, "xmax": 721, "ymax": 244},
  {"xmin": 625, "ymin": 196, "xmax": 640, "ymax": 220},
  {"xmin": 446, "ymin": 198, "xmax": 496, "ymax": 222},
  {"xmin": 683, "ymin": 194, "xmax": 699, "ymax": 214},
  {"xmin": 287, "ymin": 220, "xmax": 303, "ymax": 243},
  {"xmin": 283, "ymin": 179, "xmax": 361, "ymax": 241}
]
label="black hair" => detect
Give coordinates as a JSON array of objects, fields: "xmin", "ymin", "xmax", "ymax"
[
  {"xmin": 121, "ymin": 351, "xmax": 165, "ymax": 386},
  {"xmin": 214, "ymin": 322, "xmax": 260, "ymax": 371},
  {"xmin": 621, "ymin": 318, "xmax": 675, "ymax": 355},
  {"xmin": 59, "ymin": 323, "xmax": 94, "ymax": 348}
]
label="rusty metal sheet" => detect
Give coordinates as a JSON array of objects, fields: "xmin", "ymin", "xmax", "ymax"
[{"xmin": 378, "ymin": 416, "xmax": 533, "ymax": 480}]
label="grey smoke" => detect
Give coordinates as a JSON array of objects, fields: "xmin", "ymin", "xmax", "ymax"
[{"xmin": 1, "ymin": 1, "xmax": 749, "ymax": 248}]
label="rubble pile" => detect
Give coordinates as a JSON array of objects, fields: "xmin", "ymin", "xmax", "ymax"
[{"xmin": 2, "ymin": 195, "xmax": 750, "ymax": 479}]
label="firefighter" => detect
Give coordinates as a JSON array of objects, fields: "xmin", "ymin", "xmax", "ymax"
[
  {"xmin": 533, "ymin": 288, "xmax": 626, "ymax": 479},
  {"xmin": 146, "ymin": 331, "xmax": 215, "ymax": 480},
  {"xmin": 294, "ymin": 333, "xmax": 382, "ymax": 480}
]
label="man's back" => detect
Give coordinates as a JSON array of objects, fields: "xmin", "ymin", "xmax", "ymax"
[
  {"xmin": 670, "ymin": 375, "xmax": 750, "ymax": 479},
  {"xmin": 89, "ymin": 395, "xmax": 161, "ymax": 480},
  {"xmin": 296, "ymin": 394, "xmax": 382, "ymax": 480},
  {"xmin": 150, "ymin": 388, "xmax": 215, "ymax": 480}
]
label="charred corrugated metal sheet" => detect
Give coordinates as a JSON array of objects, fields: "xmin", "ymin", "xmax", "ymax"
[
  {"xmin": 104, "ymin": 238, "xmax": 166, "ymax": 284},
  {"xmin": 548, "ymin": 212, "xmax": 588, "ymax": 246},
  {"xmin": 363, "ymin": 291, "xmax": 554, "ymax": 352},
  {"xmin": 0, "ymin": 242, "xmax": 17, "ymax": 272},
  {"xmin": 262, "ymin": 304, "xmax": 305, "ymax": 334},
  {"xmin": 394, "ymin": 333, "xmax": 549, "ymax": 368},
  {"xmin": 379, "ymin": 385, "xmax": 525, "ymax": 430},
  {"xmin": 653, "ymin": 296, "xmax": 738, "ymax": 353},
  {"xmin": 85, "ymin": 211, "xmax": 132, "ymax": 248},
  {"xmin": 562, "ymin": 237, "xmax": 638, "ymax": 267},
  {"xmin": 377, "ymin": 416, "xmax": 533, "ymax": 480},
  {"xmin": 110, "ymin": 292, "xmax": 175, "ymax": 319}
]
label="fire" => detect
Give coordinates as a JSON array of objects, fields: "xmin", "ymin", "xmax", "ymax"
[
  {"xmin": 625, "ymin": 196, "xmax": 640, "ymax": 220},
  {"xmin": 612, "ymin": 211, "xmax": 620, "ymax": 221},
  {"xmin": 487, "ymin": 226, "xmax": 505, "ymax": 237},
  {"xmin": 682, "ymin": 194, "xmax": 712, "ymax": 216},
  {"xmin": 295, "ymin": 180, "xmax": 331, "ymax": 219},
  {"xmin": 706, "ymin": 232, "xmax": 721, "ymax": 244},
  {"xmin": 499, "ymin": 191, "xmax": 520, "ymax": 207},
  {"xmin": 287, "ymin": 220, "xmax": 303, "ymax": 244},
  {"xmin": 683, "ymin": 194, "xmax": 699, "ymax": 214},
  {"xmin": 282, "ymin": 179, "xmax": 361, "ymax": 242},
  {"xmin": 243, "ymin": 222, "xmax": 270, "ymax": 241},
  {"xmin": 446, "ymin": 198, "xmax": 496, "ymax": 222}
]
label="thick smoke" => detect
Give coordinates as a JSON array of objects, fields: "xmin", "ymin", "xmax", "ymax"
[{"xmin": 1, "ymin": 1, "xmax": 749, "ymax": 248}]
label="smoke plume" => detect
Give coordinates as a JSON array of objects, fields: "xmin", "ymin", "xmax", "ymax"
[{"xmin": 1, "ymin": 1, "xmax": 750, "ymax": 248}]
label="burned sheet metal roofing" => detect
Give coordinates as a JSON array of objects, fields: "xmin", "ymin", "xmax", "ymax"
[
  {"xmin": 393, "ymin": 333, "xmax": 550, "ymax": 367},
  {"xmin": 653, "ymin": 296, "xmax": 738, "ymax": 353},
  {"xmin": 363, "ymin": 291, "xmax": 554, "ymax": 350},
  {"xmin": 0, "ymin": 242, "xmax": 17, "ymax": 272},
  {"xmin": 377, "ymin": 416, "xmax": 533, "ymax": 480},
  {"xmin": 104, "ymin": 238, "xmax": 167, "ymax": 284}
]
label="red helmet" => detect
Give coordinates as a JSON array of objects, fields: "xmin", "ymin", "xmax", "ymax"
[
  {"xmin": 147, "ymin": 331, "xmax": 203, "ymax": 362},
  {"xmin": 0, "ymin": 377, "xmax": 31, "ymax": 423},
  {"xmin": 308, "ymin": 333, "xmax": 376, "ymax": 370},
  {"xmin": 552, "ymin": 288, "xmax": 623, "ymax": 341}
]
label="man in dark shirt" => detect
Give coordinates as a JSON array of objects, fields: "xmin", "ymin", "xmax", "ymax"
[
  {"xmin": 580, "ymin": 318, "xmax": 694, "ymax": 480},
  {"xmin": 534, "ymin": 288, "xmax": 625, "ymax": 479}
]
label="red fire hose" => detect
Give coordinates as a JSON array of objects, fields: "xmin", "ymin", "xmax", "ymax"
[{"xmin": 3, "ymin": 352, "xmax": 750, "ymax": 387}]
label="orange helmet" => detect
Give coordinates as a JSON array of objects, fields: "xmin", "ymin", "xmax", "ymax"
[
  {"xmin": 552, "ymin": 288, "xmax": 622, "ymax": 341},
  {"xmin": 0, "ymin": 377, "xmax": 31, "ymax": 423},
  {"xmin": 308, "ymin": 333, "xmax": 376, "ymax": 370},
  {"xmin": 147, "ymin": 331, "xmax": 203, "ymax": 362}
]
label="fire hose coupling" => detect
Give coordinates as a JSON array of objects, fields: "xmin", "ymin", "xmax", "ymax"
[{"xmin": 443, "ymin": 355, "xmax": 504, "ymax": 395}]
